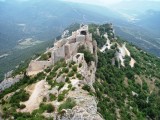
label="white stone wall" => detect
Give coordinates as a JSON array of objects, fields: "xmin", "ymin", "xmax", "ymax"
[
  {"xmin": 69, "ymin": 42, "xmax": 79, "ymax": 56},
  {"xmin": 54, "ymin": 39, "xmax": 67, "ymax": 49},
  {"xmin": 76, "ymin": 35, "xmax": 85, "ymax": 42},
  {"xmin": 27, "ymin": 60, "xmax": 52, "ymax": 76},
  {"xmin": 52, "ymin": 46, "xmax": 65, "ymax": 64}
]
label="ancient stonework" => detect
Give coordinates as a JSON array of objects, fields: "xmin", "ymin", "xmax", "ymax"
[
  {"xmin": 26, "ymin": 25, "xmax": 92, "ymax": 76},
  {"xmin": 23, "ymin": 25, "xmax": 103, "ymax": 120}
]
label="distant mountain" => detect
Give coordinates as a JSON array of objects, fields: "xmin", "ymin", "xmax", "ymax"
[
  {"xmin": 0, "ymin": 0, "xmax": 123, "ymax": 52},
  {"xmin": 112, "ymin": 1, "xmax": 160, "ymax": 16},
  {"xmin": 0, "ymin": 0, "xmax": 120, "ymax": 80},
  {"xmin": 136, "ymin": 10, "xmax": 160, "ymax": 36}
]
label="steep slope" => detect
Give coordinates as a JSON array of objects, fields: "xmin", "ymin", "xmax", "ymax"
[
  {"xmin": 89, "ymin": 24, "xmax": 160, "ymax": 120},
  {"xmin": 0, "ymin": 23, "xmax": 160, "ymax": 120},
  {"xmin": 0, "ymin": 25, "xmax": 102, "ymax": 120}
]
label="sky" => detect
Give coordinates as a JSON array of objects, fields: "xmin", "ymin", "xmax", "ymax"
[
  {"xmin": 61, "ymin": 0, "xmax": 160, "ymax": 6},
  {"xmin": 0, "ymin": 0, "xmax": 160, "ymax": 5}
]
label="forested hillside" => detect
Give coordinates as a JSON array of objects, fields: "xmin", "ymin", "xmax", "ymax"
[{"xmin": 89, "ymin": 24, "xmax": 160, "ymax": 119}]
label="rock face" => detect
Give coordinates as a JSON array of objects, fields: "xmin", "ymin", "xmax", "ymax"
[
  {"xmin": 72, "ymin": 53, "xmax": 96, "ymax": 86},
  {"xmin": 0, "ymin": 75, "xmax": 23, "ymax": 91},
  {"xmin": 58, "ymin": 89, "xmax": 103, "ymax": 120}
]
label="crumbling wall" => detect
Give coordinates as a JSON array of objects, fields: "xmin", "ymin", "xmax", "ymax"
[
  {"xmin": 64, "ymin": 44, "xmax": 71, "ymax": 59},
  {"xmin": 27, "ymin": 25, "xmax": 93, "ymax": 76},
  {"xmin": 27, "ymin": 60, "xmax": 52, "ymax": 76},
  {"xmin": 69, "ymin": 42, "xmax": 79, "ymax": 56},
  {"xmin": 52, "ymin": 46, "xmax": 65, "ymax": 64},
  {"xmin": 76, "ymin": 35, "xmax": 85, "ymax": 42},
  {"xmin": 54, "ymin": 39, "xmax": 67, "ymax": 49}
]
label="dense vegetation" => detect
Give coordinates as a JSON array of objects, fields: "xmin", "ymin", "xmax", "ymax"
[
  {"xmin": 78, "ymin": 45, "xmax": 95, "ymax": 64},
  {"xmin": 89, "ymin": 24, "xmax": 160, "ymax": 120}
]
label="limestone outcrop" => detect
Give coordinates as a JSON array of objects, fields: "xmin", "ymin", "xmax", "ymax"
[
  {"xmin": 57, "ymin": 89, "xmax": 103, "ymax": 120},
  {"xmin": 0, "ymin": 75, "xmax": 23, "ymax": 91}
]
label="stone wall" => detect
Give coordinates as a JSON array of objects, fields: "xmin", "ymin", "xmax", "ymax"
[
  {"xmin": 52, "ymin": 46, "xmax": 65, "ymax": 64},
  {"xmin": 27, "ymin": 25, "xmax": 93, "ymax": 76},
  {"xmin": 27, "ymin": 60, "xmax": 52, "ymax": 76},
  {"xmin": 76, "ymin": 35, "xmax": 85, "ymax": 42},
  {"xmin": 54, "ymin": 39, "xmax": 67, "ymax": 49}
]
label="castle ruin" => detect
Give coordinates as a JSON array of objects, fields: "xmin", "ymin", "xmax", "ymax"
[{"xmin": 27, "ymin": 25, "xmax": 95, "ymax": 76}]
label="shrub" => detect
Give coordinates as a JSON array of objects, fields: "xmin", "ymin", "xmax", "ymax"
[
  {"xmin": 65, "ymin": 77, "xmax": 70, "ymax": 83},
  {"xmin": 44, "ymin": 67, "xmax": 51, "ymax": 73},
  {"xmin": 39, "ymin": 52, "xmax": 51, "ymax": 61},
  {"xmin": 1, "ymin": 99, "xmax": 5, "ymax": 105},
  {"xmin": 68, "ymin": 84, "xmax": 72, "ymax": 89},
  {"xmin": 49, "ymin": 94, "xmax": 56, "ymax": 101},
  {"xmin": 49, "ymin": 71, "xmax": 57, "ymax": 78},
  {"xmin": 78, "ymin": 45, "xmax": 94, "ymax": 64},
  {"xmin": 82, "ymin": 84, "xmax": 91, "ymax": 92},
  {"xmin": 72, "ymin": 65, "xmax": 77, "ymax": 72},
  {"xmin": 57, "ymin": 71, "xmax": 63, "ymax": 77},
  {"xmin": 43, "ymin": 97, "xmax": 47, "ymax": 102},
  {"xmin": 58, "ymin": 98, "xmax": 76, "ymax": 112},
  {"xmin": 10, "ymin": 90, "xmax": 30, "ymax": 104},
  {"xmin": 40, "ymin": 103, "xmax": 55, "ymax": 113},
  {"xmin": 46, "ymin": 104, "xmax": 55, "ymax": 113},
  {"xmin": 67, "ymin": 70, "xmax": 75, "ymax": 77},
  {"xmin": 34, "ymin": 72, "xmax": 46, "ymax": 80},
  {"xmin": 62, "ymin": 62, "xmax": 67, "ymax": 67},
  {"xmin": 71, "ymin": 87, "xmax": 76, "ymax": 91},
  {"xmin": 76, "ymin": 73, "xmax": 83, "ymax": 80},
  {"xmin": 126, "ymin": 70, "xmax": 135, "ymax": 79},
  {"xmin": 71, "ymin": 61, "xmax": 76, "ymax": 65},
  {"xmin": 58, "ymin": 82, "xmax": 65, "ymax": 91},
  {"xmin": 79, "ymin": 63, "xmax": 82, "ymax": 68},
  {"xmin": 19, "ymin": 104, "xmax": 26, "ymax": 109},
  {"xmin": 62, "ymin": 68, "xmax": 69, "ymax": 73},
  {"xmin": 53, "ymin": 64, "xmax": 61, "ymax": 71},
  {"xmin": 58, "ymin": 94, "xmax": 65, "ymax": 102}
]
